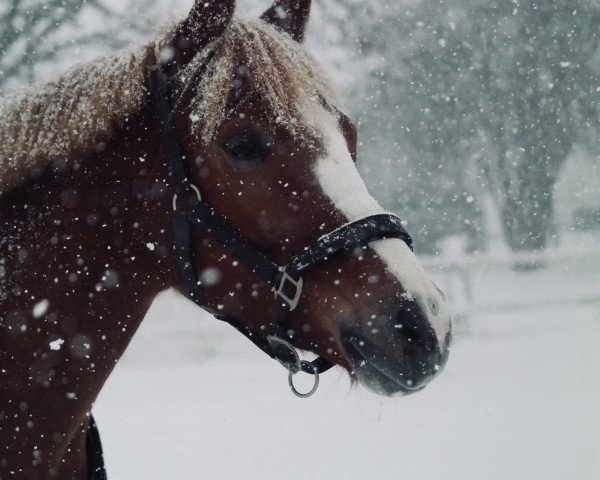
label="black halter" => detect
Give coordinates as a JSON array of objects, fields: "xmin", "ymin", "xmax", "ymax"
[{"xmin": 151, "ymin": 65, "xmax": 413, "ymax": 396}]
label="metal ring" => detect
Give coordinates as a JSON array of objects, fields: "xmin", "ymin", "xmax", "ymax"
[
  {"xmin": 288, "ymin": 360, "xmax": 319, "ymax": 398},
  {"xmin": 172, "ymin": 183, "xmax": 202, "ymax": 211}
]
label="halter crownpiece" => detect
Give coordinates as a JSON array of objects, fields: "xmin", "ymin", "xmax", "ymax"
[{"xmin": 152, "ymin": 65, "xmax": 413, "ymax": 398}]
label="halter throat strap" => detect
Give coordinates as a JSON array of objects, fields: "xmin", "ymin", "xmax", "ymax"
[{"xmin": 151, "ymin": 65, "xmax": 414, "ymax": 392}]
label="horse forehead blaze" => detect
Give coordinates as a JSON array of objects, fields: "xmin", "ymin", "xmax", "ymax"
[{"xmin": 311, "ymin": 106, "xmax": 452, "ymax": 346}]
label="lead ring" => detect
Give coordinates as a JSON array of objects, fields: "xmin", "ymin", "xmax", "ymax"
[
  {"xmin": 172, "ymin": 183, "xmax": 202, "ymax": 211},
  {"xmin": 288, "ymin": 360, "xmax": 319, "ymax": 398}
]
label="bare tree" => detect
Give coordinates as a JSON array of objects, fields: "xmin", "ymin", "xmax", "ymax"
[
  {"xmin": 0, "ymin": 0, "xmax": 158, "ymax": 90},
  {"xmin": 326, "ymin": 0, "xmax": 600, "ymax": 252}
]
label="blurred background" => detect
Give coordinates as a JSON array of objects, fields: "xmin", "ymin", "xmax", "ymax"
[
  {"xmin": 1, "ymin": 1, "xmax": 599, "ymax": 478},
  {"xmin": 2, "ymin": 0, "xmax": 599, "ymax": 257}
]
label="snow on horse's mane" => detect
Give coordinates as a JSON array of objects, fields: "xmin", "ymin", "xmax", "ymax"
[
  {"xmin": 0, "ymin": 19, "xmax": 339, "ymax": 195},
  {"xmin": 0, "ymin": 42, "xmax": 152, "ymax": 194},
  {"xmin": 175, "ymin": 20, "xmax": 339, "ymax": 143}
]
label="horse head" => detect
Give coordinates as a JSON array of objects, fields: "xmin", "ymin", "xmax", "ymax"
[{"xmin": 158, "ymin": 0, "xmax": 451, "ymax": 396}]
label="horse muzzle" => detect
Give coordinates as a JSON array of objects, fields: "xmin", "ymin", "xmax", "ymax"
[{"xmin": 340, "ymin": 303, "xmax": 451, "ymax": 396}]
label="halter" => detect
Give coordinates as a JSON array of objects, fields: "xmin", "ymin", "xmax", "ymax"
[{"xmin": 151, "ymin": 65, "xmax": 413, "ymax": 397}]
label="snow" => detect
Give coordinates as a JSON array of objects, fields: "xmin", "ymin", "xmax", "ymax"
[
  {"xmin": 32, "ymin": 299, "xmax": 49, "ymax": 318},
  {"xmin": 1, "ymin": 2, "xmax": 598, "ymax": 477},
  {"xmin": 176, "ymin": 19, "xmax": 341, "ymax": 144},
  {"xmin": 0, "ymin": 17, "xmax": 341, "ymax": 193},
  {"xmin": 94, "ymin": 232, "xmax": 600, "ymax": 480},
  {"xmin": 48, "ymin": 338, "xmax": 64, "ymax": 351},
  {"xmin": 0, "ymin": 41, "xmax": 151, "ymax": 193}
]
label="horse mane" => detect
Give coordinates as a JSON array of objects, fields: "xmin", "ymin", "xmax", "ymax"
[
  {"xmin": 0, "ymin": 19, "xmax": 340, "ymax": 194},
  {"xmin": 0, "ymin": 40, "xmax": 155, "ymax": 194},
  {"xmin": 173, "ymin": 20, "xmax": 340, "ymax": 144}
]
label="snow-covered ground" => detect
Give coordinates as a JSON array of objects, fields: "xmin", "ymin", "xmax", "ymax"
[{"xmin": 94, "ymin": 231, "xmax": 600, "ymax": 480}]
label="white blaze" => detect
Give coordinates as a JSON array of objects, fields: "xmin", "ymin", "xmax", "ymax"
[{"xmin": 311, "ymin": 107, "xmax": 451, "ymax": 346}]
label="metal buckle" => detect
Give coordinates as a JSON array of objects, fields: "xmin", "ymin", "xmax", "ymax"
[
  {"xmin": 273, "ymin": 267, "xmax": 303, "ymax": 311},
  {"xmin": 172, "ymin": 183, "xmax": 202, "ymax": 211}
]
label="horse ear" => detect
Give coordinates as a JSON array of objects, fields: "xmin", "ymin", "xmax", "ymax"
[
  {"xmin": 162, "ymin": 0, "xmax": 235, "ymax": 70},
  {"xmin": 260, "ymin": 0, "xmax": 311, "ymax": 43}
]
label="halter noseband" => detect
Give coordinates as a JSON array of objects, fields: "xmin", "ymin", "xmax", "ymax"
[{"xmin": 151, "ymin": 65, "xmax": 413, "ymax": 397}]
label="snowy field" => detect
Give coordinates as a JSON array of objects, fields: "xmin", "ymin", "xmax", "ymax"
[{"xmin": 94, "ymin": 232, "xmax": 600, "ymax": 480}]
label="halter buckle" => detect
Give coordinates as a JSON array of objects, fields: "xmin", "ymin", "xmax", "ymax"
[{"xmin": 273, "ymin": 267, "xmax": 303, "ymax": 311}]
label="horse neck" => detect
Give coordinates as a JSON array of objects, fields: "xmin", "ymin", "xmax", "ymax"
[
  {"xmin": 48, "ymin": 99, "xmax": 178, "ymax": 314},
  {"xmin": 0, "ymin": 98, "xmax": 180, "ymax": 477},
  {"xmin": 26, "ymin": 98, "xmax": 182, "ymax": 353},
  {"xmin": 77, "ymin": 100, "xmax": 180, "ymax": 300}
]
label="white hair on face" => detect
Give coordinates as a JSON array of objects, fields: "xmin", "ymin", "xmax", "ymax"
[{"xmin": 310, "ymin": 104, "xmax": 452, "ymax": 345}]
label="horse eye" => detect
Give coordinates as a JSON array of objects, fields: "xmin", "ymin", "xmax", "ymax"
[{"xmin": 221, "ymin": 133, "xmax": 270, "ymax": 162}]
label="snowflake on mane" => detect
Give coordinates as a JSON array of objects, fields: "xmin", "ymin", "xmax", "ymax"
[{"xmin": 172, "ymin": 20, "xmax": 341, "ymax": 144}]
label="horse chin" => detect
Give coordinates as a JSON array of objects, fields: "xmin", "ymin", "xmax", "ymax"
[
  {"xmin": 355, "ymin": 368, "xmax": 426, "ymax": 398},
  {"xmin": 342, "ymin": 338, "xmax": 431, "ymax": 398},
  {"xmin": 342, "ymin": 337, "xmax": 447, "ymax": 397}
]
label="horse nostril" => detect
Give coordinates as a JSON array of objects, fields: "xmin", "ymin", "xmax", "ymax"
[
  {"xmin": 429, "ymin": 297, "xmax": 440, "ymax": 315},
  {"xmin": 396, "ymin": 304, "xmax": 438, "ymax": 354},
  {"xmin": 393, "ymin": 303, "xmax": 443, "ymax": 387}
]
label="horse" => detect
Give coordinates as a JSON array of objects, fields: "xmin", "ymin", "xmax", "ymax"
[{"xmin": 0, "ymin": 0, "xmax": 452, "ymax": 478}]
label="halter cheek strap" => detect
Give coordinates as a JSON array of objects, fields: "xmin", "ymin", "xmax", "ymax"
[{"xmin": 151, "ymin": 66, "xmax": 413, "ymax": 397}]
